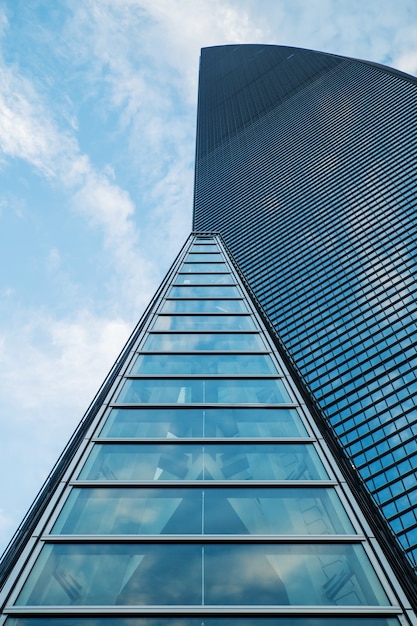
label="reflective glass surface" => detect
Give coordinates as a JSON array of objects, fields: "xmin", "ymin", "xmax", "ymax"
[
  {"xmin": 16, "ymin": 543, "xmax": 388, "ymax": 606},
  {"xmin": 129, "ymin": 353, "xmax": 279, "ymax": 375},
  {"xmin": 191, "ymin": 243, "xmax": 218, "ymax": 251},
  {"xmin": 179, "ymin": 263, "xmax": 229, "ymax": 273},
  {"xmin": 203, "ymin": 543, "xmax": 389, "ymax": 606},
  {"xmin": 175, "ymin": 273, "xmax": 235, "ymax": 284},
  {"xmin": 168, "ymin": 285, "xmax": 240, "ymax": 297},
  {"xmin": 143, "ymin": 333, "xmax": 265, "ymax": 351},
  {"xmin": 116, "ymin": 378, "xmax": 290, "ymax": 404},
  {"xmin": 2, "ymin": 615, "xmax": 399, "ymax": 626},
  {"xmin": 16, "ymin": 544, "xmax": 201, "ymax": 606},
  {"xmin": 52, "ymin": 487, "xmax": 354, "ymax": 535},
  {"xmin": 99, "ymin": 407, "xmax": 307, "ymax": 438},
  {"xmin": 152, "ymin": 315, "xmax": 255, "ymax": 331},
  {"xmin": 185, "ymin": 253, "xmax": 224, "ymax": 262},
  {"xmin": 78, "ymin": 443, "xmax": 328, "ymax": 481},
  {"xmin": 162, "ymin": 299, "xmax": 247, "ymax": 313}
]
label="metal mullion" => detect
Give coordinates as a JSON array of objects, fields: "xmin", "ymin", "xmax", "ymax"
[
  {"xmin": 91, "ymin": 436, "xmax": 314, "ymax": 444},
  {"xmin": 3, "ymin": 605, "xmax": 404, "ymax": 615},
  {"xmin": 147, "ymin": 330, "xmax": 260, "ymax": 334},
  {"xmin": 108, "ymin": 402, "xmax": 300, "ymax": 409},
  {"xmin": 71, "ymin": 479, "xmax": 338, "ymax": 487},
  {"xmin": 155, "ymin": 312, "xmax": 248, "ymax": 316},
  {"xmin": 132, "ymin": 350, "xmax": 273, "ymax": 356},
  {"xmin": 41, "ymin": 534, "xmax": 364, "ymax": 544},
  {"xmin": 164, "ymin": 297, "xmax": 243, "ymax": 300},
  {"xmin": 174, "ymin": 282, "xmax": 238, "ymax": 286},
  {"xmin": 135, "ymin": 350, "xmax": 274, "ymax": 354},
  {"xmin": 124, "ymin": 372, "xmax": 284, "ymax": 377},
  {"xmin": 165, "ymin": 294, "xmax": 242, "ymax": 298}
]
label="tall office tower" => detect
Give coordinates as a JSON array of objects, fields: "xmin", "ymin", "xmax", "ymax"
[
  {"xmin": 194, "ymin": 45, "xmax": 417, "ymax": 572},
  {"xmin": 1, "ymin": 234, "xmax": 416, "ymax": 624}
]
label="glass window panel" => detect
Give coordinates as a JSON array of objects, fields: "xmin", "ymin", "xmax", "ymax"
[
  {"xmin": 15, "ymin": 544, "xmax": 201, "ymax": 606},
  {"xmin": 129, "ymin": 354, "xmax": 279, "ymax": 375},
  {"xmin": 99, "ymin": 407, "xmax": 307, "ymax": 438},
  {"xmin": 168, "ymin": 285, "xmax": 240, "ymax": 297},
  {"xmin": 52, "ymin": 487, "xmax": 201, "ymax": 535},
  {"xmin": 152, "ymin": 315, "xmax": 256, "ymax": 331},
  {"xmin": 204, "ymin": 487, "xmax": 355, "ymax": 535},
  {"xmin": 15, "ymin": 543, "xmax": 388, "ymax": 607},
  {"xmin": 116, "ymin": 378, "xmax": 291, "ymax": 404},
  {"xmin": 203, "ymin": 408, "xmax": 307, "ymax": 437},
  {"xmin": 185, "ymin": 253, "xmax": 224, "ymax": 262},
  {"xmin": 175, "ymin": 273, "xmax": 235, "ymax": 284},
  {"xmin": 162, "ymin": 299, "xmax": 247, "ymax": 313},
  {"xmin": 203, "ymin": 544, "xmax": 390, "ymax": 606},
  {"xmin": 52, "ymin": 487, "xmax": 354, "ymax": 535},
  {"xmin": 143, "ymin": 333, "xmax": 265, "ymax": 351},
  {"xmin": 208, "ymin": 379, "xmax": 291, "ymax": 403},
  {"xmin": 180, "ymin": 263, "xmax": 228, "ymax": 273},
  {"xmin": 78, "ymin": 443, "xmax": 328, "ymax": 481},
  {"xmin": 116, "ymin": 379, "xmax": 204, "ymax": 403},
  {"xmin": 2, "ymin": 615, "xmax": 400, "ymax": 626},
  {"xmin": 191, "ymin": 244, "xmax": 218, "ymax": 252},
  {"xmin": 99, "ymin": 408, "xmax": 204, "ymax": 438}
]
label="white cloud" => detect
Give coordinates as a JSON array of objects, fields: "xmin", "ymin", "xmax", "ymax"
[
  {"xmin": 0, "ymin": 65, "xmax": 65, "ymax": 177},
  {"xmin": 58, "ymin": 0, "xmax": 267, "ymax": 270},
  {"xmin": 0, "ymin": 308, "xmax": 133, "ymax": 551},
  {"xmin": 47, "ymin": 247, "xmax": 61, "ymax": 272},
  {"xmin": 0, "ymin": 310, "xmax": 131, "ymax": 416},
  {"xmin": 396, "ymin": 50, "xmax": 417, "ymax": 76},
  {"xmin": 0, "ymin": 46, "xmax": 163, "ymax": 316},
  {"xmin": 72, "ymin": 167, "xmax": 136, "ymax": 241}
]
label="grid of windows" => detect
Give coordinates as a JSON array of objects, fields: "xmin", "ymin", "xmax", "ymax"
[
  {"xmin": 1, "ymin": 234, "xmax": 412, "ymax": 624},
  {"xmin": 194, "ymin": 44, "xmax": 417, "ymax": 571}
]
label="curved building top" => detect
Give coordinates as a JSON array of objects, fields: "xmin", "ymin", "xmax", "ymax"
[{"xmin": 197, "ymin": 44, "xmax": 417, "ymax": 159}]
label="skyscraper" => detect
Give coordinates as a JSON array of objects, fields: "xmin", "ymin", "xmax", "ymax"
[
  {"xmin": 1, "ymin": 44, "xmax": 417, "ymax": 625},
  {"xmin": 1, "ymin": 232, "xmax": 416, "ymax": 624},
  {"xmin": 194, "ymin": 44, "xmax": 417, "ymax": 572}
]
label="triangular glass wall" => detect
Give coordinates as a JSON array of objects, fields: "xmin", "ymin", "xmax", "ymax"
[{"xmin": 0, "ymin": 234, "xmax": 415, "ymax": 625}]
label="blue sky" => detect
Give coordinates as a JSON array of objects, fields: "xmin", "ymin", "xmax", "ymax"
[{"xmin": 1, "ymin": 0, "xmax": 417, "ymax": 552}]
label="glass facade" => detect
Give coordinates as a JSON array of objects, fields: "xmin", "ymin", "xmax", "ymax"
[
  {"xmin": 193, "ymin": 44, "xmax": 417, "ymax": 574},
  {"xmin": 15, "ymin": 543, "xmax": 389, "ymax": 607},
  {"xmin": 2, "ymin": 44, "xmax": 417, "ymax": 624},
  {"xmin": 1, "ymin": 234, "xmax": 414, "ymax": 624}
]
